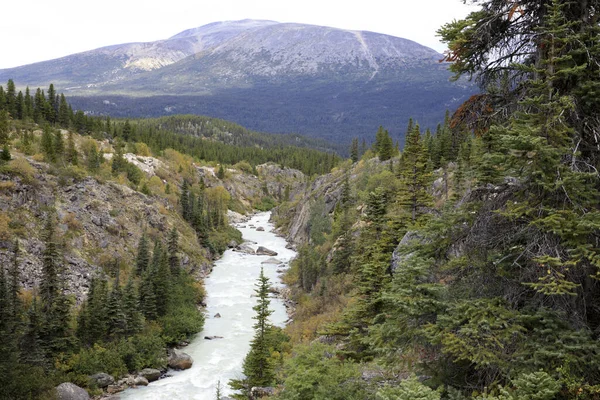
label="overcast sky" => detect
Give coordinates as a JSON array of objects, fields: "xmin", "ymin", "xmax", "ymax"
[{"xmin": 1, "ymin": 0, "xmax": 477, "ymax": 69}]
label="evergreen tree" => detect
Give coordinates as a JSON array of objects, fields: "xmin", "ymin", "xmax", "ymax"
[
  {"xmin": 5, "ymin": 79, "xmax": 16, "ymax": 118},
  {"xmin": 87, "ymin": 143, "xmax": 101, "ymax": 172},
  {"xmin": 23, "ymin": 87, "xmax": 33, "ymax": 120},
  {"xmin": 8, "ymin": 240, "xmax": 22, "ymax": 326},
  {"xmin": 154, "ymin": 249, "xmax": 171, "ymax": 317},
  {"xmin": 217, "ymin": 164, "xmax": 225, "ymax": 179},
  {"xmin": 396, "ymin": 124, "xmax": 432, "ymax": 222},
  {"xmin": 0, "ymin": 110, "xmax": 9, "ymax": 146},
  {"xmin": 66, "ymin": 131, "xmax": 78, "ymax": 165},
  {"xmin": 106, "ymin": 265, "xmax": 127, "ymax": 339},
  {"xmin": 350, "ymin": 138, "xmax": 359, "ymax": 163},
  {"xmin": 122, "ymin": 277, "xmax": 143, "ymax": 335},
  {"xmin": 231, "ymin": 268, "xmax": 275, "ymax": 396},
  {"xmin": 53, "ymin": 129, "xmax": 64, "ymax": 161},
  {"xmin": 136, "ymin": 234, "xmax": 150, "ymax": 275},
  {"xmin": 111, "ymin": 139, "xmax": 126, "ymax": 174},
  {"xmin": 180, "ymin": 180, "xmax": 191, "ymax": 222},
  {"xmin": 40, "ymin": 125, "xmax": 55, "ymax": 162},
  {"xmin": 19, "ymin": 297, "xmax": 46, "ymax": 367},
  {"xmin": 58, "ymin": 94, "xmax": 70, "ymax": 128},
  {"xmin": 0, "ymin": 144, "xmax": 10, "ymax": 163},
  {"xmin": 46, "ymin": 84, "xmax": 57, "ymax": 124}
]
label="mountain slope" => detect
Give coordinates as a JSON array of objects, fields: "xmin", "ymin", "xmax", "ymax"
[{"xmin": 0, "ymin": 20, "xmax": 475, "ymax": 141}]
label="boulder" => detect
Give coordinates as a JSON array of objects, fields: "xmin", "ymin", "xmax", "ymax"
[
  {"xmin": 133, "ymin": 376, "xmax": 149, "ymax": 386},
  {"xmin": 214, "ymin": 313, "xmax": 221, "ymax": 318},
  {"xmin": 204, "ymin": 335, "xmax": 224, "ymax": 340},
  {"xmin": 256, "ymin": 246, "xmax": 278, "ymax": 256},
  {"xmin": 55, "ymin": 382, "xmax": 90, "ymax": 400},
  {"xmin": 227, "ymin": 240, "xmax": 238, "ymax": 248},
  {"xmin": 256, "ymin": 226, "xmax": 265, "ymax": 231},
  {"xmin": 168, "ymin": 350, "xmax": 193, "ymax": 370},
  {"xmin": 261, "ymin": 257, "xmax": 282, "ymax": 265},
  {"xmin": 89, "ymin": 372, "xmax": 114, "ymax": 388},
  {"xmin": 106, "ymin": 384, "xmax": 124, "ymax": 394},
  {"xmin": 234, "ymin": 244, "xmax": 255, "ymax": 254},
  {"xmin": 139, "ymin": 368, "xmax": 161, "ymax": 382}
]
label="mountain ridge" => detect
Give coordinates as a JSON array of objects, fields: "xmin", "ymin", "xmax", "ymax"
[{"xmin": 0, "ymin": 19, "xmax": 475, "ymax": 142}]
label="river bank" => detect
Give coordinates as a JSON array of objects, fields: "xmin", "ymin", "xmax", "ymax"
[{"xmin": 117, "ymin": 211, "xmax": 296, "ymax": 400}]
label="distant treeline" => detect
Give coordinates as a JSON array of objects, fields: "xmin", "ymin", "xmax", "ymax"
[{"xmin": 0, "ymin": 80, "xmax": 341, "ymax": 176}]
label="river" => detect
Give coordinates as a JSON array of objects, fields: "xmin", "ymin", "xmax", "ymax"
[{"xmin": 120, "ymin": 212, "xmax": 295, "ymax": 400}]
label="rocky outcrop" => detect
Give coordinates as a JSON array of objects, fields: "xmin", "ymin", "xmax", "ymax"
[
  {"xmin": 204, "ymin": 335, "xmax": 224, "ymax": 340},
  {"xmin": 0, "ymin": 167, "xmax": 210, "ymax": 303},
  {"xmin": 390, "ymin": 231, "xmax": 425, "ymax": 273},
  {"xmin": 89, "ymin": 372, "xmax": 114, "ymax": 388},
  {"xmin": 251, "ymin": 386, "xmax": 275, "ymax": 398},
  {"xmin": 138, "ymin": 368, "xmax": 161, "ymax": 382},
  {"xmin": 168, "ymin": 350, "xmax": 193, "ymax": 370},
  {"xmin": 256, "ymin": 246, "xmax": 277, "ymax": 256},
  {"xmin": 55, "ymin": 382, "xmax": 90, "ymax": 400}
]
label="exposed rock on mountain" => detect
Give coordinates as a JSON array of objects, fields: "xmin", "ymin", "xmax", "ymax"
[{"xmin": 0, "ymin": 20, "xmax": 474, "ymax": 142}]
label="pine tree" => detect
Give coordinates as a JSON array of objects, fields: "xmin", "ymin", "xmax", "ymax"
[
  {"xmin": 122, "ymin": 277, "xmax": 143, "ymax": 335},
  {"xmin": 111, "ymin": 139, "xmax": 126, "ymax": 174},
  {"xmin": 66, "ymin": 131, "xmax": 78, "ymax": 165},
  {"xmin": 396, "ymin": 124, "xmax": 432, "ymax": 222},
  {"xmin": 154, "ymin": 250, "xmax": 171, "ymax": 317},
  {"xmin": 19, "ymin": 297, "xmax": 46, "ymax": 367},
  {"xmin": 0, "ymin": 109, "xmax": 9, "ymax": 146},
  {"xmin": 231, "ymin": 268, "xmax": 275, "ymax": 396},
  {"xmin": 350, "ymin": 138, "xmax": 359, "ymax": 163},
  {"xmin": 217, "ymin": 164, "xmax": 225, "ymax": 179},
  {"xmin": 87, "ymin": 143, "xmax": 100, "ymax": 172},
  {"xmin": 180, "ymin": 180, "xmax": 191, "ymax": 222},
  {"xmin": 106, "ymin": 265, "xmax": 127, "ymax": 339},
  {"xmin": 58, "ymin": 94, "xmax": 70, "ymax": 128},
  {"xmin": 136, "ymin": 234, "xmax": 150, "ymax": 275},
  {"xmin": 5, "ymin": 79, "xmax": 16, "ymax": 118},
  {"xmin": 41, "ymin": 125, "xmax": 55, "ymax": 162}
]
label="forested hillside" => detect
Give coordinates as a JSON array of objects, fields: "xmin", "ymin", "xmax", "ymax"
[
  {"xmin": 0, "ymin": 81, "xmax": 331, "ymax": 398},
  {"xmin": 251, "ymin": 1, "xmax": 600, "ymax": 398}
]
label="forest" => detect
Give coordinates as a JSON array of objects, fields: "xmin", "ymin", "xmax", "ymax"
[{"xmin": 239, "ymin": 1, "xmax": 600, "ymax": 399}]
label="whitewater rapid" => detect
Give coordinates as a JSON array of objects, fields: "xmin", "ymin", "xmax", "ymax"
[{"xmin": 120, "ymin": 212, "xmax": 295, "ymax": 400}]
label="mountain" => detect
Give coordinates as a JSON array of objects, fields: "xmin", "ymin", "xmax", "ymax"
[{"xmin": 0, "ymin": 20, "xmax": 475, "ymax": 143}]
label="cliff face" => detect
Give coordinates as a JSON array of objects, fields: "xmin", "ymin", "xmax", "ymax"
[{"xmin": 0, "ymin": 161, "xmax": 208, "ymax": 302}]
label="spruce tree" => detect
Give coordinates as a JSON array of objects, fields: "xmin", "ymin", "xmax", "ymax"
[
  {"xmin": 41, "ymin": 125, "xmax": 55, "ymax": 162},
  {"xmin": 66, "ymin": 131, "xmax": 78, "ymax": 165},
  {"xmin": 231, "ymin": 268, "xmax": 275, "ymax": 396},
  {"xmin": 0, "ymin": 110, "xmax": 9, "ymax": 146},
  {"xmin": 136, "ymin": 234, "xmax": 150, "ymax": 275},
  {"xmin": 122, "ymin": 277, "xmax": 143, "ymax": 335},
  {"xmin": 396, "ymin": 124, "xmax": 432, "ymax": 222},
  {"xmin": 19, "ymin": 297, "xmax": 46, "ymax": 367},
  {"xmin": 0, "ymin": 144, "xmax": 10, "ymax": 163},
  {"xmin": 350, "ymin": 138, "xmax": 359, "ymax": 163}
]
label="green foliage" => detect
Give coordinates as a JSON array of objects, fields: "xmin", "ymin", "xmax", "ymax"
[
  {"xmin": 307, "ymin": 199, "xmax": 331, "ymax": 245},
  {"xmin": 274, "ymin": 343, "xmax": 366, "ymax": 400},
  {"xmin": 376, "ymin": 376, "xmax": 440, "ymax": 400}
]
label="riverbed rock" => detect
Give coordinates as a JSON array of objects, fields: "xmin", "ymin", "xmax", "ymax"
[
  {"xmin": 55, "ymin": 382, "xmax": 90, "ymax": 400},
  {"xmin": 168, "ymin": 350, "xmax": 193, "ymax": 370},
  {"xmin": 106, "ymin": 384, "xmax": 124, "ymax": 394},
  {"xmin": 261, "ymin": 257, "xmax": 282, "ymax": 264},
  {"xmin": 227, "ymin": 210, "xmax": 248, "ymax": 224},
  {"xmin": 89, "ymin": 372, "xmax": 114, "ymax": 388},
  {"xmin": 133, "ymin": 376, "xmax": 149, "ymax": 386},
  {"xmin": 139, "ymin": 368, "xmax": 161, "ymax": 382},
  {"xmin": 256, "ymin": 226, "xmax": 265, "ymax": 231},
  {"xmin": 234, "ymin": 244, "xmax": 255, "ymax": 254},
  {"xmin": 256, "ymin": 246, "xmax": 278, "ymax": 256},
  {"xmin": 204, "ymin": 335, "xmax": 224, "ymax": 340},
  {"xmin": 227, "ymin": 240, "xmax": 238, "ymax": 248},
  {"xmin": 214, "ymin": 313, "xmax": 221, "ymax": 318}
]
